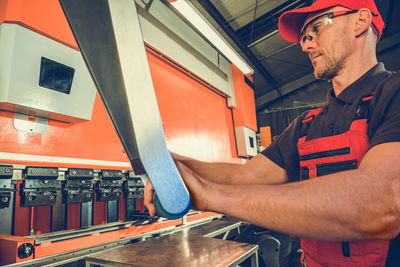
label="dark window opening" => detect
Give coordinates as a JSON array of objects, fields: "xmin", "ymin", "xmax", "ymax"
[{"xmin": 39, "ymin": 57, "xmax": 75, "ymax": 94}]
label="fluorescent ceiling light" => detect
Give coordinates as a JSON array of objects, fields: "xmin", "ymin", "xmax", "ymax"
[{"xmin": 169, "ymin": 0, "xmax": 254, "ymax": 75}]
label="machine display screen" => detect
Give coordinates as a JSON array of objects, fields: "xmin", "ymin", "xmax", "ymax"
[
  {"xmin": 39, "ymin": 57, "xmax": 75, "ymax": 94},
  {"xmin": 249, "ymin": 136, "xmax": 254, "ymax": 148}
]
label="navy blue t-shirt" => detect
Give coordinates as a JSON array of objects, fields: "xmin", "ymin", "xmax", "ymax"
[{"xmin": 261, "ymin": 63, "xmax": 400, "ymax": 182}]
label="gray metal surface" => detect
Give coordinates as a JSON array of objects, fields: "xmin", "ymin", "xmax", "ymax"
[
  {"xmin": 125, "ymin": 198, "xmax": 136, "ymax": 220},
  {"xmin": 135, "ymin": 1, "xmax": 233, "ymax": 96},
  {"xmin": 34, "ymin": 220, "xmax": 140, "ymax": 244},
  {"xmin": 59, "ymin": 0, "xmax": 190, "ymax": 217},
  {"xmin": 107, "ymin": 200, "xmax": 118, "ymax": 223},
  {"xmin": 81, "ymin": 201, "xmax": 92, "ymax": 227},
  {"xmin": 51, "ymin": 190, "xmax": 66, "ymax": 232},
  {"xmin": 32, "ymin": 212, "xmax": 221, "ymax": 245},
  {"xmin": 0, "ymin": 190, "xmax": 14, "ymax": 235},
  {"xmin": 84, "ymin": 216, "xmax": 257, "ymax": 267}
]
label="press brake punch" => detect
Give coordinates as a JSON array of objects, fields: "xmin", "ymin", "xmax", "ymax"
[{"xmin": 59, "ymin": 0, "xmax": 191, "ymax": 219}]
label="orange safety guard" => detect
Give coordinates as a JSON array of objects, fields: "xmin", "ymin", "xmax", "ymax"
[{"xmin": 231, "ymin": 65, "xmax": 257, "ymax": 132}]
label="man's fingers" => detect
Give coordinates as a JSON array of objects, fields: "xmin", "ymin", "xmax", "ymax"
[
  {"xmin": 144, "ymin": 179, "xmax": 157, "ymax": 217},
  {"xmin": 147, "ymin": 203, "xmax": 157, "ymax": 217},
  {"xmin": 170, "ymin": 151, "xmax": 189, "ymax": 162},
  {"xmin": 144, "ymin": 179, "xmax": 154, "ymax": 203}
]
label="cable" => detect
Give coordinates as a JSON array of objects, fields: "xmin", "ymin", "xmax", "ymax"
[{"xmin": 249, "ymin": 0, "xmax": 259, "ymax": 43}]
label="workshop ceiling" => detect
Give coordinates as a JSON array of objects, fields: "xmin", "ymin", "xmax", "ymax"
[{"xmin": 190, "ymin": 0, "xmax": 400, "ymax": 112}]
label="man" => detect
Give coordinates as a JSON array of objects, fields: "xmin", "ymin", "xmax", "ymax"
[{"xmin": 145, "ymin": 0, "xmax": 400, "ymax": 265}]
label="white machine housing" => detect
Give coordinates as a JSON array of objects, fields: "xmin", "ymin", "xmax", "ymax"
[
  {"xmin": 235, "ymin": 126, "xmax": 258, "ymax": 157},
  {"xmin": 0, "ymin": 23, "xmax": 96, "ymax": 122}
]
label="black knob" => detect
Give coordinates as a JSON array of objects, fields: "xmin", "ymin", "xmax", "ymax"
[{"xmin": 18, "ymin": 243, "xmax": 34, "ymax": 259}]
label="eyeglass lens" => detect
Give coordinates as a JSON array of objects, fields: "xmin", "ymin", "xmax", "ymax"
[{"xmin": 300, "ymin": 14, "xmax": 333, "ymax": 45}]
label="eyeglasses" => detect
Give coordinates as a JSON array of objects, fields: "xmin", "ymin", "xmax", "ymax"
[{"xmin": 299, "ymin": 9, "xmax": 378, "ymax": 46}]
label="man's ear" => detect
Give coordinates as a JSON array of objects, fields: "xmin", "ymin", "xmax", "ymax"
[{"xmin": 354, "ymin": 8, "xmax": 373, "ymax": 38}]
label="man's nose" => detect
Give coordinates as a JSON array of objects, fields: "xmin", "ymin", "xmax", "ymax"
[{"xmin": 301, "ymin": 38, "xmax": 315, "ymax": 53}]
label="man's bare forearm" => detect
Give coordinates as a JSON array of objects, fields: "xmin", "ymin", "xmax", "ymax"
[
  {"xmin": 176, "ymin": 158, "xmax": 243, "ymax": 184},
  {"xmin": 207, "ymin": 145, "xmax": 400, "ymax": 241},
  {"xmin": 174, "ymin": 153, "xmax": 287, "ymax": 185},
  {"xmin": 174, "ymin": 143, "xmax": 400, "ymax": 241}
]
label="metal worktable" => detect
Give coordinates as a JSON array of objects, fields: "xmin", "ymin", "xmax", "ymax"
[{"xmin": 85, "ymin": 216, "xmax": 258, "ymax": 267}]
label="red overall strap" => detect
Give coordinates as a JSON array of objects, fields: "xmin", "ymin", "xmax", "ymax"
[
  {"xmin": 298, "ymin": 107, "xmax": 324, "ymax": 144},
  {"xmin": 297, "ymin": 92, "xmax": 389, "ymax": 267},
  {"xmin": 303, "ymin": 107, "xmax": 324, "ymax": 123}
]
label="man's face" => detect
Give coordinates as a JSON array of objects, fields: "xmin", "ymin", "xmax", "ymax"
[{"xmin": 301, "ymin": 6, "xmax": 355, "ymax": 80}]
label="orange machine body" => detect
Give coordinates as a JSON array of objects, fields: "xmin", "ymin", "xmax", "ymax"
[
  {"xmin": 0, "ymin": 235, "xmax": 35, "ymax": 265},
  {"xmin": 0, "ymin": 0, "xmax": 257, "ymax": 264},
  {"xmin": 231, "ymin": 65, "xmax": 257, "ymax": 132}
]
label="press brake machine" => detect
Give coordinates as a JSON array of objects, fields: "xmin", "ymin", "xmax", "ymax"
[{"xmin": 0, "ymin": 0, "xmax": 260, "ymax": 265}]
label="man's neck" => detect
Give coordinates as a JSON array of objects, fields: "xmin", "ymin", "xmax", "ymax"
[{"xmin": 331, "ymin": 54, "xmax": 378, "ymax": 97}]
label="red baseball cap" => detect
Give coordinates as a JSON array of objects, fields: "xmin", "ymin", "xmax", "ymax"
[{"xmin": 278, "ymin": 0, "xmax": 385, "ymax": 43}]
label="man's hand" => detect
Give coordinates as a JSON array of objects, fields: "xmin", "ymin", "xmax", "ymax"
[
  {"xmin": 144, "ymin": 179, "xmax": 157, "ymax": 217},
  {"xmin": 144, "ymin": 161, "xmax": 212, "ymax": 215},
  {"xmin": 144, "ymin": 152, "xmax": 187, "ymax": 217},
  {"xmin": 170, "ymin": 151, "xmax": 188, "ymax": 162},
  {"xmin": 175, "ymin": 161, "xmax": 212, "ymax": 211}
]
